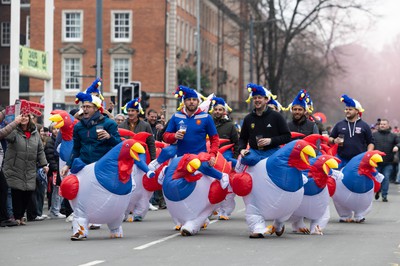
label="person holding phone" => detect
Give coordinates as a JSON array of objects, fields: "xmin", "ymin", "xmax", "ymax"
[{"xmin": 329, "ymin": 94, "xmax": 374, "ymax": 168}]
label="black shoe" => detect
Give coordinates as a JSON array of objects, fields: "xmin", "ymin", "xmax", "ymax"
[
  {"xmin": 375, "ymin": 192, "xmax": 380, "ymax": 200},
  {"xmin": 382, "ymin": 197, "xmax": 388, "ymax": 202},
  {"xmin": 0, "ymin": 219, "xmax": 19, "ymax": 227},
  {"xmin": 158, "ymin": 204, "xmax": 167, "ymax": 210},
  {"xmin": 249, "ymin": 233, "xmax": 264, "ymax": 239}
]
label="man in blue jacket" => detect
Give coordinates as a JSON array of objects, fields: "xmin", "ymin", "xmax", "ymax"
[{"xmin": 60, "ymin": 93, "xmax": 121, "ymax": 176}]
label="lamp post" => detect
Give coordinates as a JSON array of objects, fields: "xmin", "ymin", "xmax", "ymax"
[{"xmin": 196, "ymin": 0, "xmax": 201, "ymax": 92}]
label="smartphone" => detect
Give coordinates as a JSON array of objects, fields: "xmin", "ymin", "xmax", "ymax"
[{"xmin": 110, "ymin": 96, "xmax": 115, "ymax": 104}]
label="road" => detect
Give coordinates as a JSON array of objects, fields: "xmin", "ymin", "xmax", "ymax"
[{"xmin": 1, "ymin": 185, "xmax": 400, "ymax": 266}]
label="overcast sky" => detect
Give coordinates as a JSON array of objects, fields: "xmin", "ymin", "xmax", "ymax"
[{"xmin": 359, "ymin": 0, "xmax": 400, "ymax": 50}]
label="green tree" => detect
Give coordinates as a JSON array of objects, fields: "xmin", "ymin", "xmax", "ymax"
[{"xmin": 177, "ymin": 67, "xmax": 210, "ymax": 92}]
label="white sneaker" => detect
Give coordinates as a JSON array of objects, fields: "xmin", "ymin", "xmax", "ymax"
[
  {"xmin": 34, "ymin": 216, "xmax": 45, "ymax": 221},
  {"xmin": 65, "ymin": 213, "xmax": 74, "ymax": 222},
  {"xmin": 40, "ymin": 214, "xmax": 49, "ymax": 219},
  {"xmin": 149, "ymin": 203, "xmax": 158, "ymax": 211},
  {"xmin": 49, "ymin": 213, "xmax": 66, "ymax": 219}
]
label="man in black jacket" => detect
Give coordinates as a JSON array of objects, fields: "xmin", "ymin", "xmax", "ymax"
[
  {"xmin": 372, "ymin": 119, "xmax": 400, "ymax": 202},
  {"xmin": 211, "ymin": 96, "xmax": 239, "ymax": 220},
  {"xmin": 237, "ymin": 83, "xmax": 291, "ymax": 172},
  {"xmin": 211, "ymin": 97, "xmax": 239, "ymax": 160},
  {"xmin": 287, "ymin": 90, "xmax": 319, "ymax": 137}
]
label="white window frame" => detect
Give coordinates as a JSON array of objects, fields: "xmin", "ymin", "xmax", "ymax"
[
  {"xmin": 26, "ymin": 15, "xmax": 30, "ymax": 47},
  {"xmin": 1, "ymin": 0, "xmax": 11, "ymax": 4},
  {"xmin": 111, "ymin": 56, "xmax": 131, "ymax": 93},
  {"xmin": 0, "ymin": 64, "xmax": 10, "ymax": 89},
  {"xmin": 1, "ymin": 22, "xmax": 10, "ymax": 47},
  {"xmin": 111, "ymin": 10, "xmax": 132, "ymax": 43},
  {"xmin": 62, "ymin": 10, "xmax": 83, "ymax": 43},
  {"xmin": 62, "ymin": 55, "xmax": 82, "ymax": 93}
]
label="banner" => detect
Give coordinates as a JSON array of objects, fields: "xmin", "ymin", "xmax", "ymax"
[{"xmin": 19, "ymin": 46, "xmax": 51, "ymax": 80}]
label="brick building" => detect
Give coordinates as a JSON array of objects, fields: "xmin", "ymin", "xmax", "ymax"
[{"xmin": 2, "ymin": 0, "xmax": 249, "ymax": 120}]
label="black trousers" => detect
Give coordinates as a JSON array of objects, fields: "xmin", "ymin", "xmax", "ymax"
[
  {"xmin": 0, "ymin": 170, "xmax": 9, "ymax": 221},
  {"xmin": 11, "ymin": 188, "xmax": 33, "ymax": 220}
]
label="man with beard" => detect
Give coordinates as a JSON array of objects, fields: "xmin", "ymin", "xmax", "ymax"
[
  {"xmin": 329, "ymin": 94, "xmax": 374, "ymax": 168},
  {"xmin": 287, "ymin": 90, "xmax": 319, "ymax": 137},
  {"xmin": 118, "ymin": 98, "xmax": 156, "ymax": 161},
  {"xmin": 211, "ymin": 96, "xmax": 239, "ymax": 221},
  {"xmin": 158, "ymin": 86, "xmax": 229, "ymax": 184},
  {"xmin": 372, "ymin": 119, "xmax": 399, "ymax": 202},
  {"xmin": 163, "ymin": 86, "xmax": 219, "ymax": 166},
  {"xmin": 211, "ymin": 97, "xmax": 239, "ymax": 160},
  {"xmin": 236, "ymin": 83, "xmax": 291, "ymax": 171},
  {"xmin": 61, "ymin": 94, "xmax": 121, "ymax": 177}
]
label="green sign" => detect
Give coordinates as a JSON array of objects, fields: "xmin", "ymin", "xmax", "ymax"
[{"xmin": 19, "ymin": 46, "xmax": 51, "ymax": 80}]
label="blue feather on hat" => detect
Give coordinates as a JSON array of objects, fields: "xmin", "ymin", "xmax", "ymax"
[
  {"xmin": 209, "ymin": 96, "xmax": 232, "ymax": 113},
  {"xmin": 122, "ymin": 98, "xmax": 144, "ymax": 115},
  {"xmin": 267, "ymin": 98, "xmax": 283, "ymax": 112},
  {"xmin": 245, "ymin": 83, "xmax": 276, "ymax": 103},
  {"xmin": 340, "ymin": 94, "xmax": 364, "ymax": 113},
  {"xmin": 85, "ymin": 78, "xmax": 104, "ymax": 101},
  {"xmin": 75, "ymin": 92, "xmax": 104, "ymax": 113}
]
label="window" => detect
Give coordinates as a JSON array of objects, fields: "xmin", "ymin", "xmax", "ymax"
[
  {"xmin": 62, "ymin": 10, "xmax": 83, "ymax": 42},
  {"xmin": 111, "ymin": 11, "xmax": 132, "ymax": 43},
  {"xmin": 63, "ymin": 57, "xmax": 81, "ymax": 90},
  {"xmin": 112, "ymin": 57, "xmax": 131, "ymax": 91},
  {"xmin": 0, "ymin": 65, "xmax": 9, "ymax": 89},
  {"xmin": 1, "ymin": 0, "xmax": 11, "ymax": 4},
  {"xmin": 26, "ymin": 16, "xmax": 30, "ymax": 47},
  {"xmin": 1, "ymin": 22, "xmax": 10, "ymax": 47}
]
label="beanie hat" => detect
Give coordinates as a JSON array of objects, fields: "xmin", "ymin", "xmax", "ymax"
[
  {"xmin": 340, "ymin": 94, "xmax": 364, "ymax": 113},
  {"xmin": 122, "ymin": 98, "xmax": 144, "ymax": 115},
  {"xmin": 245, "ymin": 83, "xmax": 276, "ymax": 103},
  {"xmin": 85, "ymin": 78, "xmax": 104, "ymax": 101},
  {"xmin": 209, "ymin": 96, "xmax": 232, "ymax": 114},
  {"xmin": 75, "ymin": 92, "xmax": 103, "ymax": 113}
]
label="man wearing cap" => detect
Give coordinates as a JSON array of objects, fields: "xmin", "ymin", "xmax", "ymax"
[
  {"xmin": 60, "ymin": 94, "xmax": 121, "ymax": 177},
  {"xmin": 329, "ymin": 94, "xmax": 374, "ymax": 168},
  {"xmin": 237, "ymin": 83, "xmax": 291, "ymax": 170},
  {"xmin": 287, "ymin": 90, "xmax": 319, "ymax": 137},
  {"xmin": 118, "ymin": 98, "xmax": 156, "ymax": 161}
]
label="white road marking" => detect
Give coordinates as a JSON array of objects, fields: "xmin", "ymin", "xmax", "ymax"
[
  {"xmin": 133, "ymin": 217, "xmax": 223, "ymax": 250},
  {"xmin": 78, "ymin": 260, "xmax": 105, "ymax": 266},
  {"xmin": 134, "ymin": 207, "xmax": 245, "ymax": 250},
  {"xmin": 134, "ymin": 233, "xmax": 181, "ymax": 250}
]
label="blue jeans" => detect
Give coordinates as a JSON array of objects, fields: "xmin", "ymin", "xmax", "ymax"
[
  {"xmin": 50, "ymin": 186, "xmax": 63, "ymax": 215},
  {"xmin": 377, "ymin": 164, "xmax": 393, "ymax": 198},
  {"xmin": 7, "ymin": 188, "xmax": 13, "ymax": 218},
  {"xmin": 396, "ymin": 162, "xmax": 400, "ymax": 183},
  {"xmin": 241, "ymin": 148, "xmax": 279, "ymax": 166}
]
